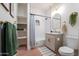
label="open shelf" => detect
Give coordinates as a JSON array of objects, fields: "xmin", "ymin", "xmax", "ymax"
[
  {"xmin": 17, "ymin": 36, "xmax": 27, "ymax": 40},
  {"xmin": 17, "ymin": 16, "xmax": 27, "ymax": 19},
  {"xmin": 17, "ymin": 16, "xmax": 27, "ymax": 24}
]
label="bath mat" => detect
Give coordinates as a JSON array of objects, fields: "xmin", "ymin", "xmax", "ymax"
[{"xmin": 38, "ymin": 46, "xmax": 56, "ymax": 56}]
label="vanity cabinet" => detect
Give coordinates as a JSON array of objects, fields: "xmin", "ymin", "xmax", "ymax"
[{"xmin": 44, "ymin": 33, "xmax": 63, "ymax": 53}]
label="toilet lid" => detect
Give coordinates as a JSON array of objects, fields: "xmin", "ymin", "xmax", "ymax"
[{"xmin": 59, "ymin": 46, "xmax": 74, "ymax": 53}]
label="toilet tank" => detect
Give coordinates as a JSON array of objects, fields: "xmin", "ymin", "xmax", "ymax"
[{"xmin": 65, "ymin": 35, "xmax": 79, "ymax": 49}]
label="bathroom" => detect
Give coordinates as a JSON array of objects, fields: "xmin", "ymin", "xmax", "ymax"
[
  {"xmin": 29, "ymin": 3, "xmax": 79, "ymax": 56},
  {"xmin": 0, "ymin": 3, "xmax": 79, "ymax": 56}
]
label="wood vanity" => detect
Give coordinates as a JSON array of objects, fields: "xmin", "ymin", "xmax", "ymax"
[{"xmin": 44, "ymin": 32, "xmax": 63, "ymax": 53}]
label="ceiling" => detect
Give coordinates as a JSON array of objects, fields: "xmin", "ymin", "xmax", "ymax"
[{"xmin": 30, "ymin": 3, "xmax": 54, "ymax": 12}]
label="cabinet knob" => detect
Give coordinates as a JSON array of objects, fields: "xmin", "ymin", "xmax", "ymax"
[
  {"xmin": 57, "ymin": 38, "xmax": 60, "ymax": 41},
  {"xmin": 48, "ymin": 39, "xmax": 51, "ymax": 42}
]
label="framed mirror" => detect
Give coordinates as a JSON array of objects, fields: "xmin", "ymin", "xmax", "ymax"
[{"xmin": 51, "ymin": 13, "xmax": 61, "ymax": 32}]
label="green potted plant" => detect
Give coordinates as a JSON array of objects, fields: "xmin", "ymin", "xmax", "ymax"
[{"xmin": 69, "ymin": 12, "xmax": 78, "ymax": 27}]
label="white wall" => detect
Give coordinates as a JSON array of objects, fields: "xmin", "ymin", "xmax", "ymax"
[
  {"xmin": 51, "ymin": 3, "xmax": 79, "ymax": 49},
  {"xmin": 45, "ymin": 17, "xmax": 51, "ymax": 33},
  {"xmin": 0, "ymin": 3, "xmax": 17, "ymax": 24}
]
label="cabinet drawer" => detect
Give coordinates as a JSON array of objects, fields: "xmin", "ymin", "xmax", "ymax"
[
  {"xmin": 55, "ymin": 37, "xmax": 63, "ymax": 52},
  {"xmin": 45, "ymin": 40, "xmax": 55, "ymax": 51},
  {"xmin": 45, "ymin": 36, "xmax": 55, "ymax": 51},
  {"xmin": 45, "ymin": 33, "xmax": 63, "ymax": 52},
  {"xmin": 46, "ymin": 34, "xmax": 55, "ymax": 39},
  {"xmin": 45, "ymin": 35, "xmax": 55, "ymax": 44}
]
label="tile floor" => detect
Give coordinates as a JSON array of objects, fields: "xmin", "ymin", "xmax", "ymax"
[
  {"xmin": 16, "ymin": 46, "xmax": 42, "ymax": 56},
  {"xmin": 16, "ymin": 46, "xmax": 79, "ymax": 56}
]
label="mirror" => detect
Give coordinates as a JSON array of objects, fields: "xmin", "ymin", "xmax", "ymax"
[{"xmin": 51, "ymin": 13, "xmax": 61, "ymax": 32}]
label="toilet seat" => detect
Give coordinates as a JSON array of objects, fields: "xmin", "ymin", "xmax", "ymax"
[{"xmin": 58, "ymin": 46, "xmax": 74, "ymax": 56}]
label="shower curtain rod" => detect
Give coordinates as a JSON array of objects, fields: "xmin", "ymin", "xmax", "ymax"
[{"xmin": 30, "ymin": 13, "xmax": 51, "ymax": 18}]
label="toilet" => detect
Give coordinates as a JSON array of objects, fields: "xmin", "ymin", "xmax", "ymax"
[{"xmin": 58, "ymin": 46, "xmax": 74, "ymax": 56}]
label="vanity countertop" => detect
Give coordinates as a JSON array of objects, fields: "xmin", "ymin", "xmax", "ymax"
[{"xmin": 46, "ymin": 32, "xmax": 63, "ymax": 35}]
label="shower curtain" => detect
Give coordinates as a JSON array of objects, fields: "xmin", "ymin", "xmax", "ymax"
[
  {"xmin": 30, "ymin": 14, "xmax": 51, "ymax": 48},
  {"xmin": 30, "ymin": 14, "xmax": 35, "ymax": 48}
]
